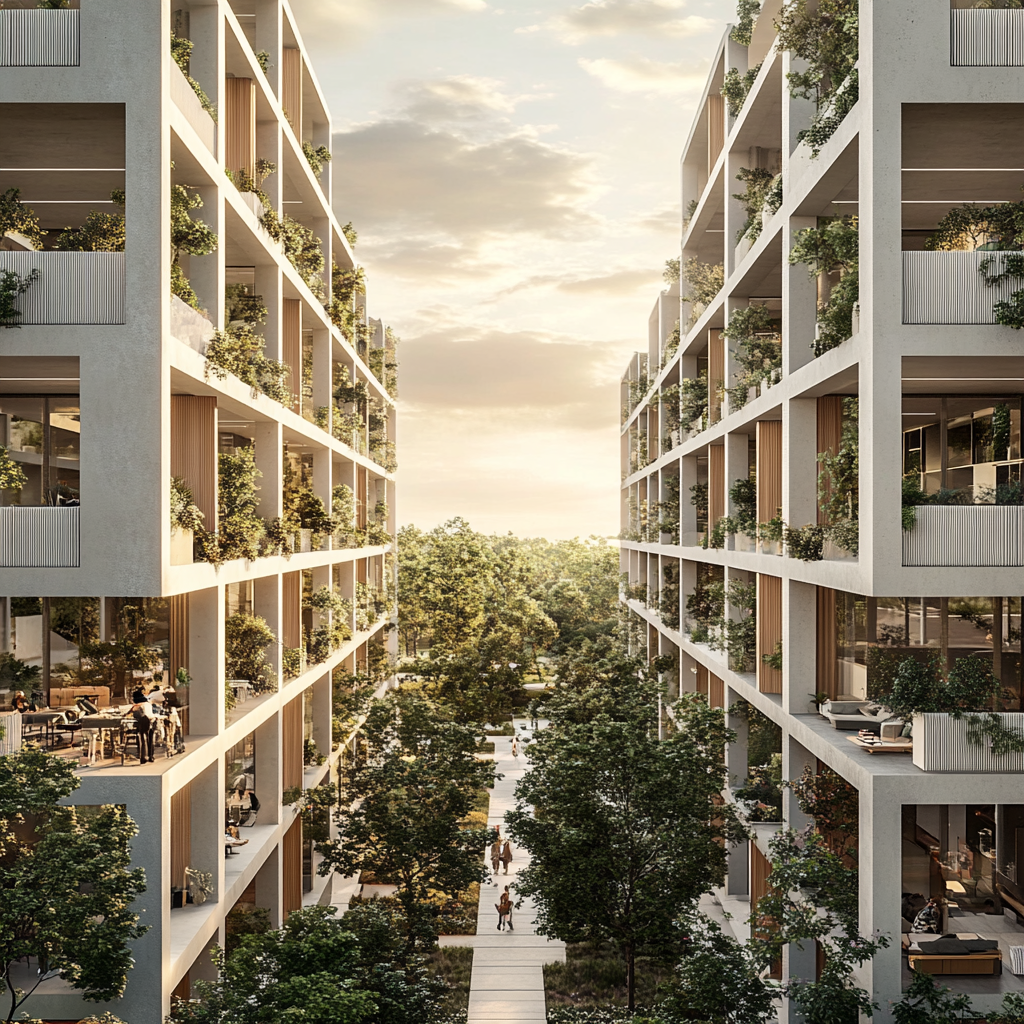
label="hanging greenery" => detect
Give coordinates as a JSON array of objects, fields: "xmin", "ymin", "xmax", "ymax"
[
  {"xmin": 205, "ymin": 322, "xmax": 290, "ymax": 405},
  {"xmin": 0, "ymin": 268, "xmax": 39, "ymax": 329},
  {"xmin": 685, "ymin": 563, "xmax": 723, "ymax": 645},
  {"xmin": 661, "ymin": 319, "xmax": 681, "ymax": 368},
  {"xmin": 663, "ymin": 257, "xmax": 680, "ymax": 284},
  {"xmin": 660, "ymin": 562, "xmax": 681, "ymax": 630},
  {"xmin": 0, "ymin": 445, "xmax": 28, "ymax": 493},
  {"xmin": 225, "ymin": 612, "xmax": 277, "ymax": 696},
  {"xmin": 171, "ymin": 181, "xmax": 218, "ymax": 310},
  {"xmin": 817, "ymin": 396, "xmax": 859, "ymax": 552},
  {"xmin": 170, "ymin": 476, "xmax": 204, "ymax": 532},
  {"xmin": 722, "ymin": 303, "xmax": 781, "ymax": 408},
  {"xmin": 0, "ymin": 188, "xmax": 45, "ymax": 249},
  {"xmin": 301, "ymin": 141, "xmax": 332, "ymax": 178},
  {"xmin": 776, "ymin": 0, "xmax": 859, "ymax": 157},
  {"xmin": 260, "ymin": 209, "xmax": 325, "ymax": 295},
  {"xmin": 721, "ymin": 63, "xmax": 763, "ymax": 119},
  {"xmin": 730, "ymin": 0, "xmax": 762, "ymax": 45},
  {"xmin": 733, "ymin": 167, "xmax": 776, "ymax": 244},
  {"xmin": 789, "ymin": 216, "xmax": 859, "ymax": 356},
  {"xmin": 170, "ymin": 34, "xmax": 217, "ymax": 121},
  {"xmin": 658, "ymin": 474, "xmax": 681, "ymax": 544},
  {"xmin": 679, "ymin": 370, "xmax": 709, "ymax": 432},
  {"xmin": 682, "ymin": 258, "xmax": 725, "ymax": 326}
]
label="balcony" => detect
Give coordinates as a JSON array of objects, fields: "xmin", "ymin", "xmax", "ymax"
[
  {"xmin": 914, "ymin": 713, "xmax": 1024, "ymax": 772},
  {"xmin": 0, "ymin": 251, "xmax": 124, "ymax": 325},
  {"xmin": 951, "ymin": 8, "xmax": 1024, "ymax": 67},
  {"xmin": 903, "ymin": 251, "xmax": 1022, "ymax": 325},
  {"xmin": 902, "ymin": 504, "xmax": 1024, "ymax": 566},
  {"xmin": 171, "ymin": 295, "xmax": 214, "ymax": 355},
  {"xmin": 0, "ymin": 506, "xmax": 80, "ymax": 568},
  {"xmin": 0, "ymin": 7, "xmax": 79, "ymax": 67},
  {"xmin": 171, "ymin": 61, "xmax": 216, "ymax": 154}
]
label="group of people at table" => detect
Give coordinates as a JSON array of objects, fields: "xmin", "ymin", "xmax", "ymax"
[{"xmin": 10, "ymin": 683, "xmax": 183, "ymax": 763}]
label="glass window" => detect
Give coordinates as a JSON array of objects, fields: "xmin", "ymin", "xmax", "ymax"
[{"xmin": 0, "ymin": 396, "xmax": 80, "ymax": 507}]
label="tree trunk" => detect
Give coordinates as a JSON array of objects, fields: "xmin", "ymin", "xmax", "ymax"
[{"xmin": 626, "ymin": 943, "xmax": 635, "ymax": 1012}]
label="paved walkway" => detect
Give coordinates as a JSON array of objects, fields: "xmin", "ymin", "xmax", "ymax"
[{"xmin": 440, "ymin": 722, "xmax": 565, "ymax": 1024}]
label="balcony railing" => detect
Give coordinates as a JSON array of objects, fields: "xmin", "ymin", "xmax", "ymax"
[
  {"xmin": 951, "ymin": 9, "xmax": 1024, "ymax": 67},
  {"xmin": 170, "ymin": 61, "xmax": 216, "ymax": 153},
  {"xmin": 0, "ymin": 8, "xmax": 79, "ymax": 67},
  {"xmin": 0, "ymin": 251, "xmax": 124, "ymax": 325},
  {"xmin": 0, "ymin": 506, "xmax": 80, "ymax": 568},
  {"xmin": 914, "ymin": 712, "xmax": 1024, "ymax": 772},
  {"xmin": 170, "ymin": 295, "xmax": 214, "ymax": 355},
  {"xmin": 902, "ymin": 504, "xmax": 1024, "ymax": 566},
  {"xmin": 902, "ymin": 250, "xmax": 1021, "ymax": 325}
]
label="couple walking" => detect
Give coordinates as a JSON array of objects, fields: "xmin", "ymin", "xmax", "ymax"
[{"xmin": 490, "ymin": 835, "xmax": 513, "ymax": 878}]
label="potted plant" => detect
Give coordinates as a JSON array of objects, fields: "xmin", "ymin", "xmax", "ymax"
[{"xmin": 170, "ymin": 476, "xmax": 203, "ymax": 565}]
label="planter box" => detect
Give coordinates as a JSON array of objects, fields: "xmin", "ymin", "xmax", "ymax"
[
  {"xmin": 170, "ymin": 526, "xmax": 194, "ymax": 565},
  {"xmin": 823, "ymin": 538, "xmax": 857, "ymax": 562},
  {"xmin": 913, "ymin": 713, "xmax": 1024, "ymax": 773}
]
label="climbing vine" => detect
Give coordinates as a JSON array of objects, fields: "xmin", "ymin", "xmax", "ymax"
[
  {"xmin": 789, "ymin": 217, "xmax": 858, "ymax": 356},
  {"xmin": 722, "ymin": 303, "xmax": 781, "ymax": 408}
]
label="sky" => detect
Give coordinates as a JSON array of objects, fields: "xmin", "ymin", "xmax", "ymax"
[{"xmin": 289, "ymin": 0, "xmax": 733, "ymax": 539}]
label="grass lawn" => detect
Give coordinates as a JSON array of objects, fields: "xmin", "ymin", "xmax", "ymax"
[
  {"xmin": 424, "ymin": 945, "xmax": 473, "ymax": 1016},
  {"xmin": 543, "ymin": 943, "xmax": 674, "ymax": 1008}
]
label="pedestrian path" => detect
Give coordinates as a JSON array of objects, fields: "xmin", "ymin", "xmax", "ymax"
[{"xmin": 441, "ymin": 721, "xmax": 565, "ymax": 1024}]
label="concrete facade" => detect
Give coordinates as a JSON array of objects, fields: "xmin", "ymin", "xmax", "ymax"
[
  {"xmin": 621, "ymin": 2, "xmax": 1024, "ymax": 1019},
  {"xmin": 0, "ymin": 2, "xmax": 397, "ymax": 1020}
]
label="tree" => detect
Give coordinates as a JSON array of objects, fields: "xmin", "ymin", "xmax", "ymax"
[
  {"xmin": 0, "ymin": 750, "xmax": 147, "ymax": 1024},
  {"xmin": 665, "ymin": 917, "xmax": 774, "ymax": 1024},
  {"xmin": 317, "ymin": 692, "xmax": 495, "ymax": 948},
  {"xmin": 170, "ymin": 181, "xmax": 218, "ymax": 310},
  {"xmin": 79, "ymin": 603, "xmax": 162, "ymax": 700},
  {"xmin": 506, "ymin": 672, "xmax": 747, "ymax": 1011},
  {"xmin": 892, "ymin": 970, "xmax": 981, "ymax": 1024}
]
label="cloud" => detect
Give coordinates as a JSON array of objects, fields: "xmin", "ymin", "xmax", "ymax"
[
  {"xmin": 578, "ymin": 55, "xmax": 709, "ymax": 95},
  {"xmin": 524, "ymin": 0, "xmax": 715, "ymax": 44},
  {"xmin": 289, "ymin": 0, "xmax": 485, "ymax": 37},
  {"xmin": 333, "ymin": 77, "xmax": 598, "ymax": 243},
  {"xmin": 555, "ymin": 268, "xmax": 657, "ymax": 294},
  {"xmin": 638, "ymin": 203, "xmax": 681, "ymax": 234},
  {"xmin": 363, "ymin": 238, "xmax": 505, "ymax": 283}
]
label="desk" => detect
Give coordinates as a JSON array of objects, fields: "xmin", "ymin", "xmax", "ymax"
[
  {"xmin": 77, "ymin": 715, "xmax": 126, "ymax": 764},
  {"xmin": 21, "ymin": 711, "xmax": 67, "ymax": 750}
]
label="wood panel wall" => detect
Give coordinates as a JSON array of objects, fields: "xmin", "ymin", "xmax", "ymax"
[
  {"xmin": 707, "ymin": 95, "xmax": 725, "ymax": 175},
  {"xmin": 751, "ymin": 842, "xmax": 781, "ymax": 977},
  {"xmin": 696, "ymin": 663, "xmax": 708, "ymax": 699},
  {"xmin": 171, "ymin": 782, "xmax": 192, "ymax": 892},
  {"xmin": 224, "ymin": 77, "xmax": 256, "ymax": 181},
  {"xmin": 282, "ymin": 817, "xmax": 302, "ymax": 917},
  {"xmin": 171, "ymin": 395, "xmax": 217, "ymax": 528},
  {"xmin": 282, "ymin": 696, "xmax": 302, "ymax": 791},
  {"xmin": 817, "ymin": 397, "xmax": 843, "ymax": 524},
  {"xmin": 708, "ymin": 331, "xmax": 724, "ymax": 424},
  {"xmin": 283, "ymin": 299, "xmax": 301, "ymax": 410},
  {"xmin": 170, "ymin": 595, "xmax": 189, "ymax": 733},
  {"xmin": 709, "ymin": 672, "xmax": 724, "ymax": 709},
  {"xmin": 757, "ymin": 574, "xmax": 783, "ymax": 694},
  {"xmin": 282, "ymin": 571, "xmax": 301, "ymax": 650},
  {"xmin": 709, "ymin": 445, "xmax": 725, "ymax": 525},
  {"xmin": 756, "ymin": 420, "xmax": 783, "ymax": 525},
  {"xmin": 816, "ymin": 586, "xmax": 839, "ymax": 700},
  {"xmin": 282, "ymin": 48, "xmax": 302, "ymax": 134}
]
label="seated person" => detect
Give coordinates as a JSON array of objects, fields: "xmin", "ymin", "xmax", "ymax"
[
  {"xmin": 12, "ymin": 691, "xmax": 30, "ymax": 714},
  {"xmin": 147, "ymin": 683, "xmax": 166, "ymax": 705},
  {"xmin": 913, "ymin": 897, "xmax": 942, "ymax": 934}
]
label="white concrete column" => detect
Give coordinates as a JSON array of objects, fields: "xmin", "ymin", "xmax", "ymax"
[
  {"xmin": 255, "ymin": 711, "xmax": 282, "ymax": 825},
  {"xmin": 191, "ymin": 759, "xmax": 225, "ymax": 909},
  {"xmin": 189, "ymin": 584, "xmax": 225, "ymax": 736},
  {"xmin": 782, "ymin": 216, "xmax": 818, "ymax": 376},
  {"xmin": 255, "ymin": 845, "xmax": 283, "ymax": 930},
  {"xmin": 783, "ymin": 397, "xmax": 817, "ymax": 531},
  {"xmin": 783, "ymin": 580, "xmax": 817, "ymax": 716},
  {"xmin": 255, "ymin": 420, "xmax": 283, "ymax": 521},
  {"xmin": 725, "ymin": 689, "xmax": 750, "ymax": 896},
  {"xmin": 724, "ymin": 430, "xmax": 750, "ymax": 520},
  {"xmin": 312, "ymin": 671, "xmax": 331, "ymax": 758},
  {"xmin": 254, "ymin": 572, "xmax": 281, "ymax": 691}
]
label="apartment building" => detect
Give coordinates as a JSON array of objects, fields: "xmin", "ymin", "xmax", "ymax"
[
  {"xmin": 0, "ymin": 1, "xmax": 397, "ymax": 1019},
  {"xmin": 621, "ymin": 1, "xmax": 1024, "ymax": 1018}
]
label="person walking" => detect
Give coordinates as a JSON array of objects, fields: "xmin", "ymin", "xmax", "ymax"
[
  {"xmin": 511, "ymin": 736, "xmax": 520, "ymax": 759},
  {"xmin": 496, "ymin": 887, "xmax": 513, "ymax": 931},
  {"xmin": 500, "ymin": 838, "xmax": 513, "ymax": 875},
  {"xmin": 490, "ymin": 838, "xmax": 502, "ymax": 884}
]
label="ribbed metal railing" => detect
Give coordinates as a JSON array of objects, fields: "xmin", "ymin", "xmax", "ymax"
[
  {"xmin": 914, "ymin": 713, "xmax": 1024, "ymax": 772},
  {"xmin": 0, "ymin": 506, "xmax": 80, "ymax": 568},
  {"xmin": 0, "ymin": 712, "xmax": 22, "ymax": 755},
  {"xmin": 903, "ymin": 250, "xmax": 1021, "ymax": 325},
  {"xmin": 0, "ymin": 251, "xmax": 124, "ymax": 325},
  {"xmin": 951, "ymin": 9, "xmax": 1024, "ymax": 67},
  {"xmin": 902, "ymin": 504, "xmax": 1024, "ymax": 566},
  {"xmin": 0, "ymin": 9, "xmax": 79, "ymax": 67},
  {"xmin": 170, "ymin": 61, "xmax": 216, "ymax": 153}
]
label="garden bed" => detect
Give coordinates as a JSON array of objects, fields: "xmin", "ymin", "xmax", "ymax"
[
  {"xmin": 424, "ymin": 945, "xmax": 473, "ymax": 1016},
  {"xmin": 544, "ymin": 943, "xmax": 674, "ymax": 1009}
]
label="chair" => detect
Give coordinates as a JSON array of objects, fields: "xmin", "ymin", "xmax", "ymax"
[{"xmin": 120, "ymin": 721, "xmax": 141, "ymax": 764}]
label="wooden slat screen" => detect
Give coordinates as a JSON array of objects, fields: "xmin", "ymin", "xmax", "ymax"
[
  {"xmin": 282, "ymin": 571, "xmax": 301, "ymax": 650},
  {"xmin": 709, "ymin": 445, "xmax": 725, "ymax": 525},
  {"xmin": 817, "ymin": 397, "xmax": 843, "ymax": 525},
  {"xmin": 707, "ymin": 95, "xmax": 724, "ymax": 174},
  {"xmin": 357, "ymin": 468, "xmax": 368, "ymax": 528},
  {"xmin": 756, "ymin": 420, "xmax": 783, "ymax": 525},
  {"xmin": 171, "ymin": 782, "xmax": 192, "ymax": 892},
  {"xmin": 708, "ymin": 331, "xmax": 724, "ymax": 424},
  {"xmin": 282, "ymin": 696, "xmax": 302, "ymax": 791},
  {"xmin": 282, "ymin": 817, "xmax": 302, "ymax": 917},
  {"xmin": 225, "ymin": 77, "xmax": 255, "ymax": 182},
  {"xmin": 283, "ymin": 299, "xmax": 301, "ymax": 410},
  {"xmin": 170, "ymin": 594, "xmax": 189, "ymax": 733},
  {"xmin": 709, "ymin": 672, "xmax": 724, "ymax": 709},
  {"xmin": 282, "ymin": 47, "xmax": 302, "ymax": 134},
  {"xmin": 751, "ymin": 842, "xmax": 781, "ymax": 977},
  {"xmin": 757, "ymin": 574, "xmax": 782, "ymax": 694},
  {"xmin": 696, "ymin": 663, "xmax": 708, "ymax": 698},
  {"xmin": 816, "ymin": 586, "xmax": 839, "ymax": 700},
  {"xmin": 171, "ymin": 395, "xmax": 217, "ymax": 528}
]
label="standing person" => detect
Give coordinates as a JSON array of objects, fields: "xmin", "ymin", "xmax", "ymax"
[
  {"xmin": 500, "ymin": 838, "xmax": 513, "ymax": 875},
  {"xmin": 511, "ymin": 736, "xmax": 520, "ymax": 759},
  {"xmin": 490, "ymin": 837, "xmax": 502, "ymax": 884},
  {"xmin": 502, "ymin": 885, "xmax": 514, "ymax": 931},
  {"xmin": 529, "ymin": 701, "xmax": 539, "ymax": 730},
  {"xmin": 126, "ymin": 689, "xmax": 156, "ymax": 763}
]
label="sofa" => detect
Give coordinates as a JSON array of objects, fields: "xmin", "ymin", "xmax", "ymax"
[
  {"xmin": 819, "ymin": 699, "xmax": 894, "ymax": 731},
  {"xmin": 904, "ymin": 933, "xmax": 1002, "ymax": 976}
]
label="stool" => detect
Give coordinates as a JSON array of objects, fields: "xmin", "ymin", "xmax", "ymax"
[
  {"xmin": 120, "ymin": 723, "xmax": 141, "ymax": 765},
  {"xmin": 81, "ymin": 729, "xmax": 100, "ymax": 765}
]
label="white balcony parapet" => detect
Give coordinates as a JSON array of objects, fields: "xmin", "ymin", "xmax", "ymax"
[
  {"xmin": 913, "ymin": 712, "xmax": 1024, "ymax": 773},
  {"xmin": 170, "ymin": 294, "xmax": 215, "ymax": 355},
  {"xmin": 0, "ymin": 506, "xmax": 80, "ymax": 568},
  {"xmin": 170, "ymin": 61, "xmax": 216, "ymax": 153},
  {"xmin": 0, "ymin": 251, "xmax": 124, "ymax": 325},
  {"xmin": 903, "ymin": 250, "xmax": 1021, "ymax": 325},
  {"xmin": 902, "ymin": 504, "xmax": 1024, "ymax": 566},
  {"xmin": 951, "ymin": 9, "xmax": 1024, "ymax": 67},
  {"xmin": 0, "ymin": 9, "xmax": 79, "ymax": 67}
]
